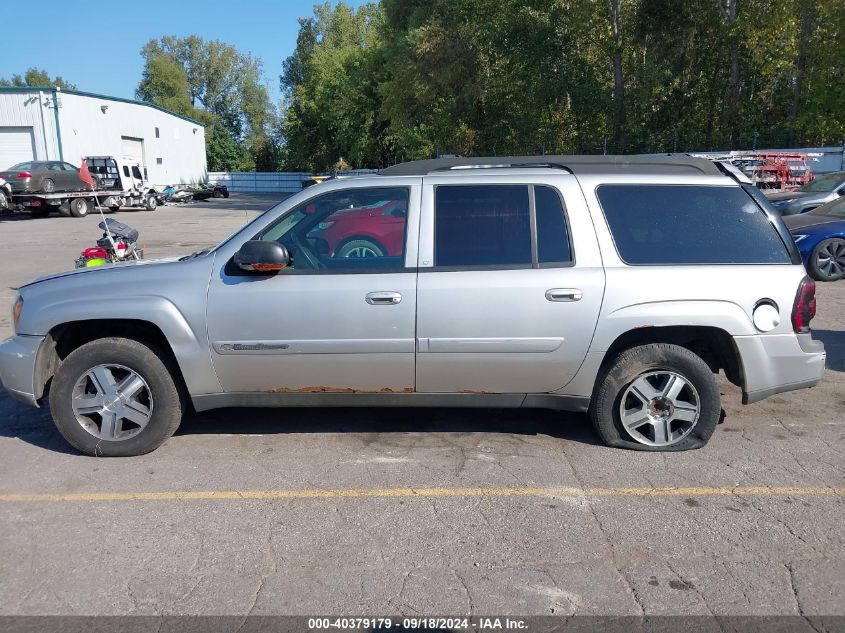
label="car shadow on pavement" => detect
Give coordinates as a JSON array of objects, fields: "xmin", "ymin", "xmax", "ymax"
[
  {"xmin": 0, "ymin": 393, "xmax": 79, "ymax": 454},
  {"xmin": 813, "ymin": 329, "xmax": 844, "ymax": 372},
  {"xmin": 176, "ymin": 406, "xmax": 604, "ymax": 446},
  {"xmin": 0, "ymin": 393, "xmax": 603, "ymax": 454}
]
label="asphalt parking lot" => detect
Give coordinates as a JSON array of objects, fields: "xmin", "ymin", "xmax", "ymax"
[{"xmin": 0, "ymin": 195, "xmax": 842, "ymax": 619}]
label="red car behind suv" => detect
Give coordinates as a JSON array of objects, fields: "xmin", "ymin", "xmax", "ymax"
[{"xmin": 308, "ymin": 198, "xmax": 407, "ymax": 258}]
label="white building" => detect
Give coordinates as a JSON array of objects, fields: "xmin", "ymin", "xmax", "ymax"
[{"xmin": 0, "ymin": 86, "xmax": 206, "ymax": 185}]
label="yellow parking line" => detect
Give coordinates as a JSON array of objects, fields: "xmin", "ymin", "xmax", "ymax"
[{"xmin": 0, "ymin": 486, "xmax": 841, "ymax": 503}]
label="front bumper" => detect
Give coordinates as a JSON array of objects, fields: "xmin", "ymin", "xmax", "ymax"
[
  {"xmin": 734, "ymin": 332, "xmax": 826, "ymax": 404},
  {"xmin": 0, "ymin": 335, "xmax": 45, "ymax": 407}
]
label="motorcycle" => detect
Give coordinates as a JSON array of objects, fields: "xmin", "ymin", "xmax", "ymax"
[
  {"xmin": 75, "ymin": 218, "xmax": 143, "ymax": 268},
  {"xmin": 0, "ymin": 177, "xmax": 11, "ymax": 213}
]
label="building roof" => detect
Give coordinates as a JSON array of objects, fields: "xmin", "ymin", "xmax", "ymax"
[
  {"xmin": 0, "ymin": 86, "xmax": 206, "ymax": 127},
  {"xmin": 379, "ymin": 154, "xmax": 722, "ymax": 176}
]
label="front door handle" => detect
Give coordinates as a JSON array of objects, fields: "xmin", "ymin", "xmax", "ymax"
[
  {"xmin": 366, "ymin": 291, "xmax": 402, "ymax": 305},
  {"xmin": 546, "ymin": 288, "xmax": 582, "ymax": 302}
]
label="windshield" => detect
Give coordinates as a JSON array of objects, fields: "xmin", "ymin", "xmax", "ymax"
[
  {"xmin": 7, "ymin": 162, "xmax": 33, "ymax": 171},
  {"xmin": 798, "ymin": 172, "xmax": 845, "ymax": 192}
]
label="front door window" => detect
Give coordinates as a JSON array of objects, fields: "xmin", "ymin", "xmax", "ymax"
[{"xmin": 258, "ymin": 187, "xmax": 409, "ymax": 272}]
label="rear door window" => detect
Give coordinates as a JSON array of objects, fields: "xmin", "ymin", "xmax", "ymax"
[
  {"xmin": 433, "ymin": 184, "xmax": 573, "ymax": 268},
  {"xmin": 435, "ymin": 185, "xmax": 531, "ymax": 267},
  {"xmin": 596, "ymin": 184, "xmax": 790, "ymax": 264},
  {"xmin": 535, "ymin": 185, "xmax": 572, "ymax": 265}
]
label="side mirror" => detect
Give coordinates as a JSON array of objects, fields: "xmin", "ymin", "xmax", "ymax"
[{"xmin": 234, "ymin": 240, "xmax": 290, "ymax": 273}]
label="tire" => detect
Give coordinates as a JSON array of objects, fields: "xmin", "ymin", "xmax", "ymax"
[
  {"xmin": 590, "ymin": 343, "xmax": 720, "ymax": 451},
  {"xmin": 808, "ymin": 238, "xmax": 845, "ymax": 282},
  {"xmin": 29, "ymin": 207, "xmax": 49, "ymax": 218},
  {"xmin": 42, "ymin": 178, "xmax": 55, "ymax": 193},
  {"xmin": 0, "ymin": 189, "xmax": 8, "ymax": 211},
  {"xmin": 335, "ymin": 238, "xmax": 386, "ymax": 259},
  {"xmin": 69, "ymin": 197, "xmax": 89, "ymax": 218},
  {"xmin": 144, "ymin": 194, "xmax": 158, "ymax": 211},
  {"xmin": 212, "ymin": 188, "xmax": 223, "ymax": 198},
  {"xmin": 49, "ymin": 337, "xmax": 184, "ymax": 457}
]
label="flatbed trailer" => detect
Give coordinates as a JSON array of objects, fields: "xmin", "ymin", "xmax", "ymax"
[{"xmin": 10, "ymin": 187, "xmax": 160, "ymax": 218}]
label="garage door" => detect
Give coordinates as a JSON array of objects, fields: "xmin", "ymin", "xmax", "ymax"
[
  {"xmin": 0, "ymin": 127, "xmax": 36, "ymax": 169},
  {"xmin": 121, "ymin": 136, "xmax": 145, "ymax": 166}
]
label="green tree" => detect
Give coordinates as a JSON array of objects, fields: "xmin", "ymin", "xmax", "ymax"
[
  {"xmin": 137, "ymin": 36, "xmax": 277, "ymax": 172},
  {"xmin": 0, "ymin": 67, "xmax": 76, "ymax": 89},
  {"xmin": 279, "ymin": 0, "xmax": 844, "ymax": 167},
  {"xmin": 280, "ymin": 1, "xmax": 386, "ymax": 170}
]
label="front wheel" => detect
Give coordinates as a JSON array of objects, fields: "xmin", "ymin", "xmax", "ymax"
[
  {"xmin": 336, "ymin": 238, "xmax": 386, "ymax": 259},
  {"xmin": 808, "ymin": 238, "xmax": 845, "ymax": 282},
  {"xmin": 144, "ymin": 194, "xmax": 158, "ymax": 211},
  {"xmin": 590, "ymin": 343, "xmax": 720, "ymax": 451},
  {"xmin": 50, "ymin": 337, "xmax": 184, "ymax": 456}
]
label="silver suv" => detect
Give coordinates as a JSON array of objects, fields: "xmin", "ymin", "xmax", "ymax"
[{"xmin": 0, "ymin": 155, "xmax": 827, "ymax": 456}]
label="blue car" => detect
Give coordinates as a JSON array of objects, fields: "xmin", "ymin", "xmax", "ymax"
[{"xmin": 783, "ymin": 196, "xmax": 845, "ymax": 281}]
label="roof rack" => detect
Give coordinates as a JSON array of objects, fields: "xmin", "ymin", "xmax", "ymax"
[
  {"xmin": 432, "ymin": 162, "xmax": 572, "ymax": 173},
  {"xmin": 379, "ymin": 154, "xmax": 722, "ymax": 177}
]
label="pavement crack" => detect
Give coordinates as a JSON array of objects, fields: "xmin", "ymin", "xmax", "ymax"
[{"xmin": 454, "ymin": 570, "xmax": 474, "ymax": 615}]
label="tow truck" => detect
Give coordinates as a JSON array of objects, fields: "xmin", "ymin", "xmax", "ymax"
[{"xmin": 11, "ymin": 156, "xmax": 161, "ymax": 218}]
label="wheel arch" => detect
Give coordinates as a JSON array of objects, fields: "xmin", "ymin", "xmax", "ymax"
[
  {"xmin": 599, "ymin": 325, "xmax": 744, "ymax": 389},
  {"xmin": 37, "ymin": 319, "xmax": 189, "ymax": 402}
]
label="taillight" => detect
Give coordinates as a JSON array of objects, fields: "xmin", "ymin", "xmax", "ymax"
[
  {"xmin": 791, "ymin": 277, "xmax": 816, "ymax": 333},
  {"xmin": 15, "ymin": 172, "xmax": 32, "ymax": 179}
]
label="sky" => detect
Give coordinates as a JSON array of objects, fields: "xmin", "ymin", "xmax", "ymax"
[{"xmin": 1, "ymin": 0, "xmax": 369, "ymax": 105}]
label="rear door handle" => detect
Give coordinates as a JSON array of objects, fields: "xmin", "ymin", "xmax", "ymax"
[
  {"xmin": 545, "ymin": 288, "xmax": 582, "ymax": 302},
  {"xmin": 366, "ymin": 291, "xmax": 402, "ymax": 305}
]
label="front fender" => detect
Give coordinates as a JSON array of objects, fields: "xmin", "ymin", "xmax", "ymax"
[
  {"xmin": 22, "ymin": 295, "xmax": 219, "ymax": 396},
  {"xmin": 17, "ymin": 257, "xmax": 220, "ymax": 395}
]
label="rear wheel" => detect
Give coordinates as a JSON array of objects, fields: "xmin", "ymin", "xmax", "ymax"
[
  {"xmin": 50, "ymin": 337, "xmax": 184, "ymax": 456},
  {"xmin": 69, "ymin": 197, "xmax": 89, "ymax": 218},
  {"xmin": 212, "ymin": 188, "xmax": 223, "ymax": 198},
  {"xmin": 808, "ymin": 238, "xmax": 845, "ymax": 282},
  {"xmin": 590, "ymin": 343, "xmax": 720, "ymax": 451},
  {"xmin": 42, "ymin": 178, "xmax": 55, "ymax": 193}
]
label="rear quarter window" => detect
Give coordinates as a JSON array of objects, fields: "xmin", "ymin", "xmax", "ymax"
[{"xmin": 596, "ymin": 184, "xmax": 791, "ymax": 265}]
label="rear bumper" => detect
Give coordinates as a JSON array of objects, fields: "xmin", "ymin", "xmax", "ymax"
[
  {"xmin": 0, "ymin": 335, "xmax": 44, "ymax": 407},
  {"xmin": 734, "ymin": 332, "xmax": 826, "ymax": 404}
]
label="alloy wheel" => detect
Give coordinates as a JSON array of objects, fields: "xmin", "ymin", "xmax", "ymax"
[
  {"xmin": 816, "ymin": 240, "xmax": 845, "ymax": 280},
  {"xmin": 71, "ymin": 364, "xmax": 154, "ymax": 441},
  {"xmin": 618, "ymin": 371, "xmax": 700, "ymax": 447}
]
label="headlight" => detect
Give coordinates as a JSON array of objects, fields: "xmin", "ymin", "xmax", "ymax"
[
  {"xmin": 793, "ymin": 234, "xmax": 808, "ymax": 243},
  {"xmin": 12, "ymin": 295, "xmax": 23, "ymax": 334}
]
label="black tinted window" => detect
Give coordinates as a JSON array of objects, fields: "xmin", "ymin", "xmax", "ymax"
[
  {"xmin": 597, "ymin": 185, "xmax": 790, "ymax": 264},
  {"xmin": 535, "ymin": 185, "xmax": 572, "ymax": 263},
  {"xmin": 435, "ymin": 185, "xmax": 531, "ymax": 267}
]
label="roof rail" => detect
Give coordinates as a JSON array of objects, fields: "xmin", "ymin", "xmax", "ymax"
[
  {"xmin": 380, "ymin": 154, "xmax": 722, "ymax": 177},
  {"xmin": 432, "ymin": 162, "xmax": 572, "ymax": 173}
]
